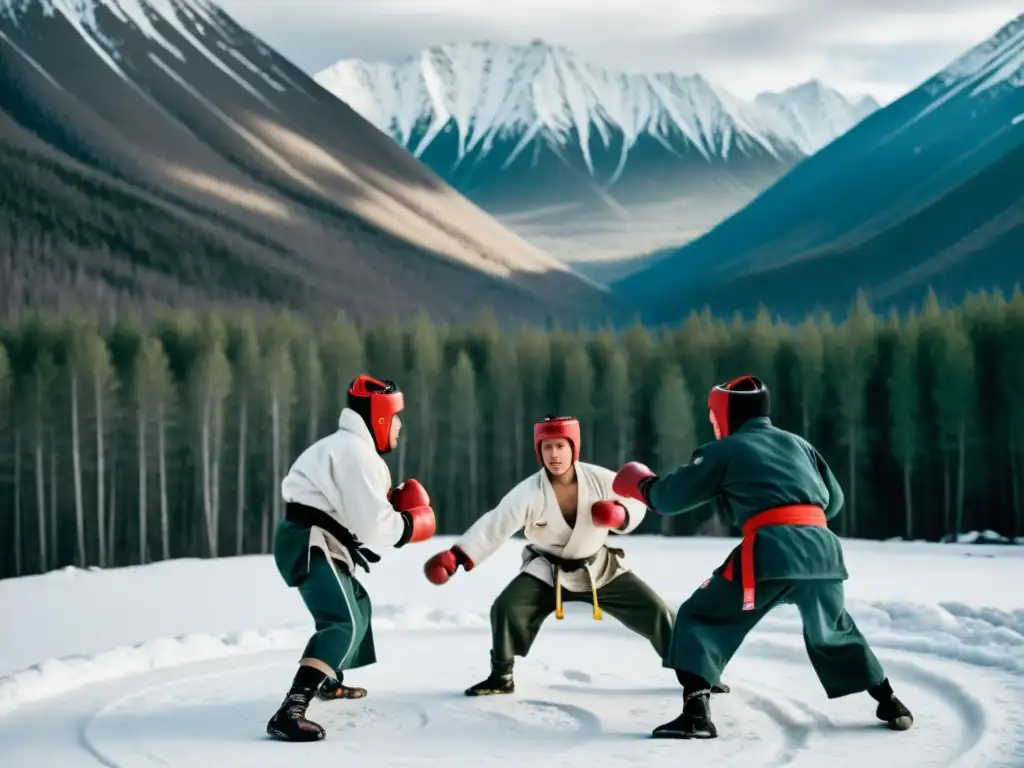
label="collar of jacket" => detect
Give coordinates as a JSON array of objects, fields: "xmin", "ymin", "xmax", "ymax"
[
  {"xmin": 736, "ymin": 416, "xmax": 773, "ymax": 433},
  {"xmin": 338, "ymin": 407, "xmax": 375, "ymax": 447}
]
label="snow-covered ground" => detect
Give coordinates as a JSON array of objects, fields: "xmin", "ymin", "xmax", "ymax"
[{"xmin": 0, "ymin": 535, "xmax": 1022, "ymax": 766}]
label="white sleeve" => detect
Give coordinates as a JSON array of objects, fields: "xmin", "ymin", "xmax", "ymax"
[
  {"xmin": 594, "ymin": 465, "xmax": 647, "ymax": 535},
  {"xmin": 333, "ymin": 446, "xmax": 406, "ymax": 549},
  {"xmin": 454, "ymin": 480, "xmax": 533, "ymax": 567}
]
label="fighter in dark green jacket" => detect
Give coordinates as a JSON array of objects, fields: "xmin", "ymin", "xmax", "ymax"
[{"xmin": 613, "ymin": 375, "xmax": 914, "ymax": 740}]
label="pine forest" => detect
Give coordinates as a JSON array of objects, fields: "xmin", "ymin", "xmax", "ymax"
[{"xmin": 1, "ymin": 289, "xmax": 1022, "ymax": 580}]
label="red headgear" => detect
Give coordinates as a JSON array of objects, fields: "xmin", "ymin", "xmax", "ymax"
[
  {"xmin": 708, "ymin": 376, "xmax": 770, "ymax": 438},
  {"xmin": 347, "ymin": 375, "xmax": 404, "ymax": 453},
  {"xmin": 534, "ymin": 415, "xmax": 581, "ymax": 466}
]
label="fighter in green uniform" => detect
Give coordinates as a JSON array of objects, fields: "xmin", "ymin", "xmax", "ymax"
[{"xmin": 613, "ymin": 375, "xmax": 914, "ymax": 740}]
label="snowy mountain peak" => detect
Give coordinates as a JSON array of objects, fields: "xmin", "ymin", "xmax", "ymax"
[
  {"xmin": 314, "ymin": 39, "xmax": 879, "ymax": 171},
  {"xmin": 928, "ymin": 13, "xmax": 1024, "ymax": 95},
  {"xmin": 0, "ymin": 0, "xmax": 291, "ymax": 105}
]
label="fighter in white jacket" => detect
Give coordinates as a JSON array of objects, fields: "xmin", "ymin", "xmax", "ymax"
[
  {"xmin": 266, "ymin": 375, "xmax": 437, "ymax": 743},
  {"xmin": 422, "ymin": 416, "xmax": 730, "ymax": 697}
]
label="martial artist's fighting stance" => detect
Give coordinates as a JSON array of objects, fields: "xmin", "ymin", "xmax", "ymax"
[
  {"xmin": 613, "ymin": 375, "xmax": 914, "ymax": 739},
  {"xmin": 423, "ymin": 415, "xmax": 729, "ymax": 697},
  {"xmin": 267, "ymin": 375, "xmax": 437, "ymax": 742}
]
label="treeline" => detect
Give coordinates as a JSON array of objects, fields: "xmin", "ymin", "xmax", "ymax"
[
  {"xmin": 0, "ymin": 145, "xmax": 313, "ymax": 318},
  {"xmin": 1, "ymin": 289, "xmax": 1022, "ymax": 579}
]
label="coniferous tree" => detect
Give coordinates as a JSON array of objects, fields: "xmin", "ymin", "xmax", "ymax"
[
  {"xmin": 192, "ymin": 316, "xmax": 233, "ymax": 557},
  {"xmin": 444, "ymin": 351, "xmax": 479, "ymax": 529},
  {"xmin": 794, "ymin": 317, "xmax": 827, "ymax": 441},
  {"xmin": 319, "ymin": 314, "xmax": 365, "ymax": 426},
  {"xmin": 226, "ymin": 314, "xmax": 261, "ymax": 555},
  {"xmin": 827, "ymin": 294, "xmax": 876, "ymax": 535},
  {"xmin": 887, "ymin": 311, "xmax": 922, "ymax": 540},
  {"xmin": 17, "ymin": 315, "xmax": 58, "ymax": 572},
  {"xmin": 0, "ymin": 340, "xmax": 10, "ymax": 570},
  {"xmin": 516, "ymin": 328, "xmax": 552, "ymax": 466},
  {"xmin": 651, "ymin": 363, "xmax": 698, "ymax": 534},
  {"xmin": 135, "ymin": 334, "xmax": 174, "ymax": 563},
  {"xmin": 261, "ymin": 315, "xmax": 295, "ymax": 544},
  {"xmin": 403, "ymin": 312, "xmax": 442, "ymax": 484},
  {"xmin": 591, "ymin": 335, "xmax": 632, "ymax": 469},
  {"xmin": 558, "ymin": 344, "xmax": 594, "ymax": 459},
  {"xmin": 2, "ymin": 292, "xmax": 1023, "ymax": 579},
  {"xmin": 930, "ymin": 313, "xmax": 976, "ymax": 540},
  {"xmin": 1005, "ymin": 291, "xmax": 1024, "ymax": 536}
]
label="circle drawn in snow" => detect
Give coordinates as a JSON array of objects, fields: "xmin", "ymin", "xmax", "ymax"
[{"xmin": 3, "ymin": 628, "xmax": 1022, "ymax": 766}]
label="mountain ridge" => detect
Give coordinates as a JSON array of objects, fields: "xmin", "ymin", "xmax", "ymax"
[
  {"xmin": 313, "ymin": 39, "xmax": 880, "ymax": 272},
  {"xmin": 0, "ymin": 0, "xmax": 612, "ymax": 323},
  {"xmin": 610, "ymin": 13, "xmax": 1024, "ymax": 323},
  {"xmin": 315, "ymin": 39, "xmax": 880, "ymax": 169}
]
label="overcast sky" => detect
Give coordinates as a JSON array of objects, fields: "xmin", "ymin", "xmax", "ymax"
[{"xmin": 216, "ymin": 0, "xmax": 1021, "ymax": 104}]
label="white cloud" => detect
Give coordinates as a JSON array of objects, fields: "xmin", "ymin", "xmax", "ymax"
[{"xmin": 216, "ymin": 0, "xmax": 1022, "ymax": 104}]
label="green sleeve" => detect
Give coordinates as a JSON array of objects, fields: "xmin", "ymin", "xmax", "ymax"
[
  {"xmin": 644, "ymin": 443, "xmax": 727, "ymax": 516},
  {"xmin": 814, "ymin": 450, "xmax": 845, "ymax": 520}
]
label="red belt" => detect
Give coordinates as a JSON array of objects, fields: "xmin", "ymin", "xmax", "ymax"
[{"xmin": 721, "ymin": 504, "xmax": 827, "ymax": 610}]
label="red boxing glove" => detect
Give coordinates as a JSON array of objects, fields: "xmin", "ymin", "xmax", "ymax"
[
  {"xmin": 401, "ymin": 505, "xmax": 436, "ymax": 544},
  {"xmin": 591, "ymin": 500, "xmax": 627, "ymax": 529},
  {"xmin": 613, "ymin": 461, "xmax": 656, "ymax": 503},
  {"xmin": 391, "ymin": 478, "xmax": 430, "ymax": 510},
  {"xmin": 424, "ymin": 547, "xmax": 474, "ymax": 585}
]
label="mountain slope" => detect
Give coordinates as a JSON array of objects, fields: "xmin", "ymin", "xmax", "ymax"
[
  {"xmin": 0, "ymin": 0, "xmax": 610, "ymax": 323},
  {"xmin": 613, "ymin": 14, "xmax": 1024, "ymax": 322},
  {"xmin": 315, "ymin": 42, "xmax": 878, "ymax": 271}
]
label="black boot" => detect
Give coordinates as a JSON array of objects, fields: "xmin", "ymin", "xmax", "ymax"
[
  {"xmin": 869, "ymin": 678, "xmax": 914, "ymax": 731},
  {"xmin": 711, "ymin": 681, "xmax": 730, "ymax": 694},
  {"xmin": 317, "ymin": 672, "xmax": 367, "ymax": 700},
  {"xmin": 652, "ymin": 688, "xmax": 717, "ymax": 739},
  {"xmin": 267, "ymin": 665, "xmax": 328, "ymax": 742},
  {"xmin": 465, "ymin": 652, "xmax": 515, "ymax": 696}
]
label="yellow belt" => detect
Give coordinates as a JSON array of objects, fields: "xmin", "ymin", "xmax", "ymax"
[{"xmin": 553, "ymin": 567, "xmax": 602, "ymax": 621}]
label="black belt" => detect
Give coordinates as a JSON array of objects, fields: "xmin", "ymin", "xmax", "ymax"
[
  {"xmin": 285, "ymin": 502, "xmax": 381, "ymax": 573},
  {"xmin": 525, "ymin": 545, "xmax": 598, "ymax": 572}
]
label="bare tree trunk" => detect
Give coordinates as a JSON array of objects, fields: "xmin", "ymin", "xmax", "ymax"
[
  {"xmin": 446, "ymin": 419, "xmax": 459, "ymax": 527},
  {"xmin": 235, "ymin": 395, "xmax": 247, "ymax": 555},
  {"xmin": 137, "ymin": 402, "xmax": 147, "ymax": 564},
  {"xmin": 397, "ymin": 430, "xmax": 407, "ymax": 483},
  {"xmin": 212, "ymin": 399, "xmax": 223, "ymax": 558},
  {"xmin": 158, "ymin": 401, "xmax": 169, "ymax": 561},
  {"xmin": 513, "ymin": 391, "xmax": 526, "ymax": 479},
  {"xmin": 1010, "ymin": 449, "xmax": 1022, "ymax": 538},
  {"xmin": 34, "ymin": 404, "xmax": 47, "ymax": 572},
  {"xmin": 49, "ymin": 431, "xmax": 57, "ymax": 561},
  {"xmin": 271, "ymin": 388, "xmax": 281, "ymax": 528},
  {"xmin": 14, "ymin": 430, "xmax": 22, "ymax": 576},
  {"xmin": 108, "ymin": 466, "xmax": 117, "ymax": 564},
  {"xmin": 261, "ymin": 499, "xmax": 270, "ymax": 553},
  {"xmin": 903, "ymin": 461, "xmax": 913, "ymax": 540},
  {"xmin": 955, "ymin": 420, "xmax": 966, "ymax": 539},
  {"xmin": 468, "ymin": 421, "xmax": 479, "ymax": 523},
  {"xmin": 943, "ymin": 454, "xmax": 952, "ymax": 537},
  {"xmin": 95, "ymin": 375, "xmax": 106, "ymax": 567},
  {"xmin": 846, "ymin": 426, "xmax": 857, "ymax": 538},
  {"xmin": 308, "ymin": 380, "xmax": 317, "ymax": 446},
  {"xmin": 70, "ymin": 374, "xmax": 86, "ymax": 565},
  {"xmin": 201, "ymin": 398, "xmax": 215, "ymax": 557}
]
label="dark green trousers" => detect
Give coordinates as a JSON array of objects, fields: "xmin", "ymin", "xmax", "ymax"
[
  {"xmin": 491, "ymin": 571, "xmax": 674, "ymax": 662},
  {"xmin": 665, "ymin": 573, "xmax": 885, "ymax": 698},
  {"xmin": 297, "ymin": 549, "xmax": 376, "ymax": 672},
  {"xmin": 273, "ymin": 520, "xmax": 377, "ymax": 674}
]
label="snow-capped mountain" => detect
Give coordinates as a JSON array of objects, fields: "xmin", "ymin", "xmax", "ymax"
[
  {"xmin": 314, "ymin": 41, "xmax": 878, "ymax": 270},
  {"xmin": 0, "ymin": 0, "xmax": 607, "ymax": 321},
  {"xmin": 614, "ymin": 13, "xmax": 1024, "ymax": 324}
]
